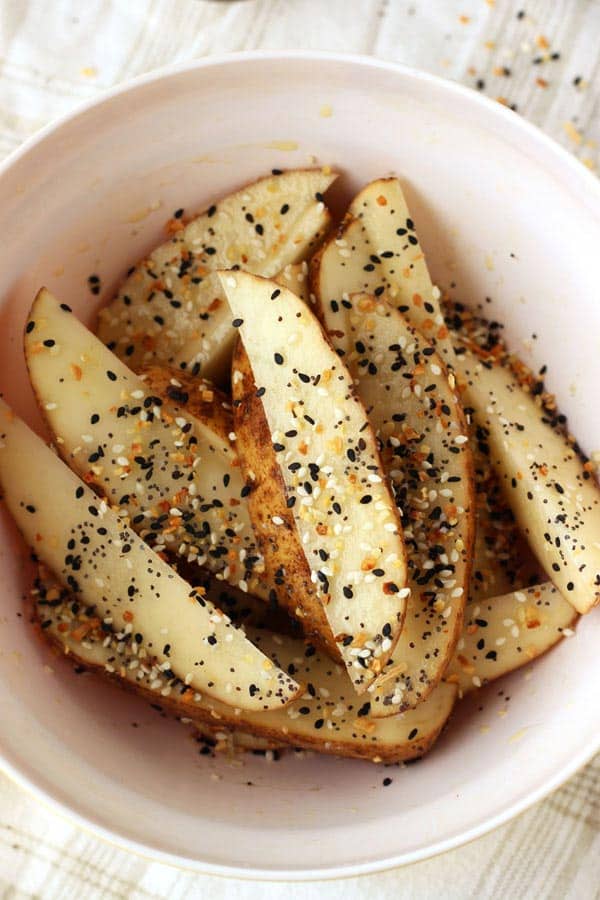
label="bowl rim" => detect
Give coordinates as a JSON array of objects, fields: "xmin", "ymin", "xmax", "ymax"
[{"xmin": 0, "ymin": 49, "xmax": 598, "ymax": 881}]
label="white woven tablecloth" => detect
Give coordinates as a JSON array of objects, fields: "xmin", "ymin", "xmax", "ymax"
[{"xmin": 0, "ymin": 1, "xmax": 598, "ymax": 897}]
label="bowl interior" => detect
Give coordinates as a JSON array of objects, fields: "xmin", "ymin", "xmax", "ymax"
[{"xmin": 0, "ymin": 55, "xmax": 598, "ymax": 878}]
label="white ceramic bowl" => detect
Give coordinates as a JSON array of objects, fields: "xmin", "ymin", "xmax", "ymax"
[{"xmin": 0, "ymin": 52, "xmax": 598, "ymax": 880}]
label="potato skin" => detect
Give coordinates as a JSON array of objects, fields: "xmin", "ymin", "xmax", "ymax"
[
  {"xmin": 41, "ymin": 627, "xmax": 451, "ymax": 764},
  {"xmin": 231, "ymin": 338, "xmax": 342, "ymax": 661},
  {"xmin": 139, "ymin": 364, "xmax": 232, "ymax": 443}
]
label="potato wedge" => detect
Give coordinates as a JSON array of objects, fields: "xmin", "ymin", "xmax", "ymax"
[
  {"xmin": 0, "ymin": 405, "xmax": 299, "ymax": 710},
  {"xmin": 33, "ymin": 569, "xmax": 457, "ymax": 764},
  {"xmin": 25, "ymin": 289, "xmax": 266, "ymax": 597},
  {"xmin": 97, "ymin": 169, "xmax": 336, "ymax": 383},
  {"xmin": 311, "ymin": 178, "xmax": 541, "ymax": 608},
  {"xmin": 447, "ymin": 582, "xmax": 578, "ymax": 694},
  {"xmin": 231, "ymin": 340, "xmax": 335, "ymax": 654},
  {"xmin": 312, "ymin": 177, "xmax": 454, "ymax": 365},
  {"xmin": 461, "ymin": 355, "xmax": 600, "ymax": 614},
  {"xmin": 308, "ymin": 287, "xmax": 474, "ymax": 713},
  {"xmin": 221, "ymin": 272, "xmax": 409, "ymax": 694}
]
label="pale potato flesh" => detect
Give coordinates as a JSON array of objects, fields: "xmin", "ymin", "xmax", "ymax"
[
  {"xmin": 97, "ymin": 169, "xmax": 336, "ymax": 383},
  {"xmin": 459, "ymin": 355, "xmax": 600, "ymax": 614},
  {"xmin": 33, "ymin": 569, "xmax": 457, "ymax": 764},
  {"xmin": 447, "ymin": 582, "xmax": 578, "ymax": 693},
  {"xmin": 221, "ymin": 271, "xmax": 409, "ymax": 694},
  {"xmin": 25, "ymin": 289, "xmax": 266, "ymax": 597},
  {"xmin": 314, "ymin": 177, "xmax": 454, "ymax": 365},
  {"xmin": 310, "ymin": 287, "xmax": 475, "ymax": 714},
  {"xmin": 273, "ymin": 261, "xmax": 313, "ymax": 305},
  {"xmin": 0, "ymin": 405, "xmax": 299, "ymax": 710}
]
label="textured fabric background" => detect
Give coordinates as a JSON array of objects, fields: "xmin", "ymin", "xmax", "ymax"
[{"xmin": 0, "ymin": 1, "xmax": 598, "ymax": 897}]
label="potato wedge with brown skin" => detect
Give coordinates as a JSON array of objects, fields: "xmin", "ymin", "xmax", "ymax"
[
  {"xmin": 221, "ymin": 271, "xmax": 410, "ymax": 694},
  {"xmin": 447, "ymin": 582, "xmax": 578, "ymax": 694},
  {"xmin": 139, "ymin": 364, "xmax": 231, "ymax": 443},
  {"xmin": 308, "ymin": 287, "xmax": 475, "ymax": 714},
  {"xmin": 460, "ymin": 354, "xmax": 600, "ymax": 614},
  {"xmin": 25, "ymin": 289, "xmax": 267, "ymax": 597},
  {"xmin": 0, "ymin": 406, "xmax": 300, "ymax": 711},
  {"xmin": 311, "ymin": 177, "xmax": 536, "ymax": 610},
  {"xmin": 232, "ymin": 338, "xmax": 337, "ymax": 657},
  {"xmin": 97, "ymin": 169, "xmax": 336, "ymax": 384},
  {"xmin": 33, "ymin": 568, "xmax": 457, "ymax": 764}
]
